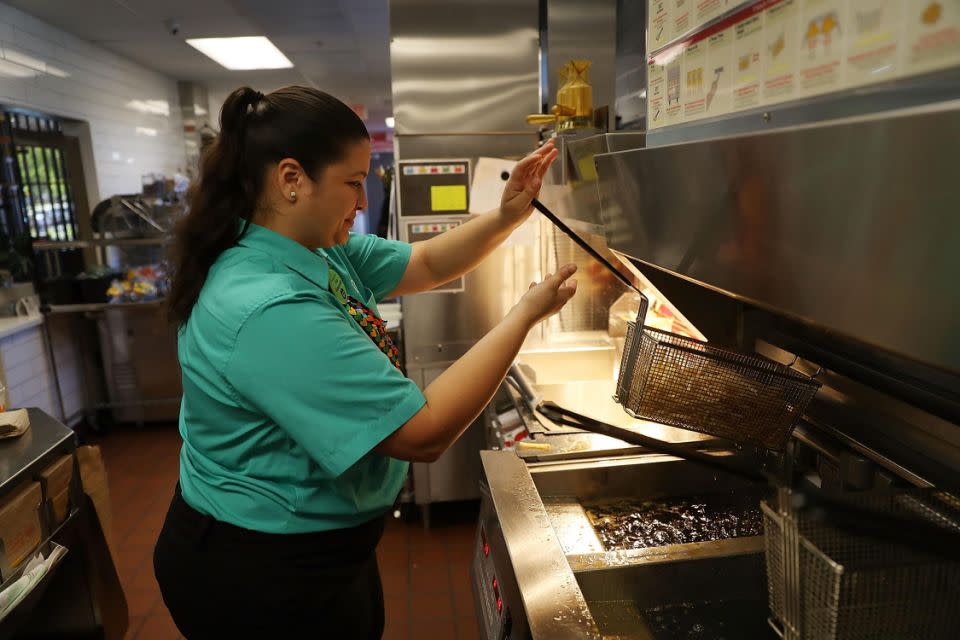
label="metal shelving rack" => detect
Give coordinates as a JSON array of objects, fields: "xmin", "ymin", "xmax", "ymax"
[{"xmin": 33, "ymin": 236, "xmax": 179, "ymax": 428}]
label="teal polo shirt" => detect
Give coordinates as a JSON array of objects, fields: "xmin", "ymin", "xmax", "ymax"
[{"xmin": 177, "ymin": 223, "xmax": 426, "ymax": 533}]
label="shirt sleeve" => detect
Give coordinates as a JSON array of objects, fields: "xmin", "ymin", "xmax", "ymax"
[
  {"xmin": 342, "ymin": 233, "xmax": 412, "ymax": 302},
  {"xmin": 224, "ymin": 292, "xmax": 426, "ymax": 478}
]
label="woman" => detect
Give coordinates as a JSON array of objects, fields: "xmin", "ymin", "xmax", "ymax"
[{"xmin": 153, "ymin": 86, "xmax": 575, "ymax": 638}]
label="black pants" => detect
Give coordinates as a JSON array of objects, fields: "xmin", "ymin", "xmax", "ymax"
[{"xmin": 153, "ymin": 486, "xmax": 385, "ymax": 639}]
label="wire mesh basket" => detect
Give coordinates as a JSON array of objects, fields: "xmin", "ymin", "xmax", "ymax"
[
  {"xmin": 614, "ymin": 322, "xmax": 820, "ymax": 451},
  {"xmin": 762, "ymin": 490, "xmax": 960, "ymax": 639}
]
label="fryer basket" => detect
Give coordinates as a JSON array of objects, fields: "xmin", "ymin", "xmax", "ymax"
[
  {"xmin": 615, "ymin": 323, "xmax": 820, "ymax": 451},
  {"xmin": 762, "ymin": 490, "xmax": 960, "ymax": 639}
]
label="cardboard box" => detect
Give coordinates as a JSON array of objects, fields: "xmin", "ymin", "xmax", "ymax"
[
  {"xmin": 49, "ymin": 486, "xmax": 70, "ymax": 527},
  {"xmin": 0, "ymin": 482, "xmax": 43, "ymax": 577},
  {"xmin": 38, "ymin": 454, "xmax": 74, "ymax": 497}
]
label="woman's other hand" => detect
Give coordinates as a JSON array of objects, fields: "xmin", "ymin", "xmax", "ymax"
[
  {"xmin": 500, "ymin": 140, "xmax": 559, "ymax": 223},
  {"xmin": 514, "ymin": 264, "xmax": 578, "ymax": 325}
]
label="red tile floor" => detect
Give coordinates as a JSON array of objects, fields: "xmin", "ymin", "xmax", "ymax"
[{"xmin": 94, "ymin": 424, "xmax": 481, "ymax": 640}]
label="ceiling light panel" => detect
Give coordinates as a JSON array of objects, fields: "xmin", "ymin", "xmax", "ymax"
[{"xmin": 186, "ymin": 36, "xmax": 293, "ymax": 70}]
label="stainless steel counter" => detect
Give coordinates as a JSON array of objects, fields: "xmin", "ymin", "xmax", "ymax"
[{"xmin": 521, "ymin": 379, "xmax": 714, "ymax": 458}]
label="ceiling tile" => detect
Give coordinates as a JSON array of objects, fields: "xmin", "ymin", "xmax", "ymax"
[
  {"xmin": 271, "ymin": 34, "xmax": 358, "ymax": 54},
  {"xmin": 3, "ymin": 0, "xmax": 392, "ymax": 93}
]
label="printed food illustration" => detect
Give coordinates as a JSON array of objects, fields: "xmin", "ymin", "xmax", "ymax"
[
  {"xmin": 805, "ymin": 11, "xmax": 841, "ymax": 54},
  {"xmin": 686, "ymin": 67, "xmax": 704, "ymax": 94},
  {"xmin": 739, "ymin": 54, "xmax": 751, "ymax": 71},
  {"xmin": 922, "ymin": 2, "xmax": 943, "ymax": 25},
  {"xmin": 668, "ymin": 65, "xmax": 681, "ymax": 104},
  {"xmin": 769, "ymin": 32, "xmax": 786, "ymax": 58},
  {"xmin": 705, "ymin": 66, "xmax": 724, "ymax": 110}
]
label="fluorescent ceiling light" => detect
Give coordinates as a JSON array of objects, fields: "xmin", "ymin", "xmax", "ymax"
[
  {"xmin": 186, "ymin": 36, "xmax": 293, "ymax": 70},
  {"xmin": 135, "ymin": 126, "xmax": 158, "ymax": 137},
  {"xmin": 385, "ymin": 116, "xmax": 395, "ymax": 128}
]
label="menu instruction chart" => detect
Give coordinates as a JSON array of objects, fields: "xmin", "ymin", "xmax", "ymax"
[
  {"xmin": 650, "ymin": 1, "xmax": 671, "ymax": 52},
  {"xmin": 734, "ymin": 12, "xmax": 764, "ymax": 109},
  {"xmin": 646, "ymin": 0, "xmax": 960, "ymax": 130},
  {"xmin": 905, "ymin": 0, "xmax": 960, "ymax": 75},
  {"xmin": 664, "ymin": 55, "xmax": 685, "ymax": 124},
  {"xmin": 648, "ymin": 59, "xmax": 667, "ymax": 127},
  {"xmin": 672, "ymin": 0, "xmax": 693, "ymax": 41},
  {"xmin": 845, "ymin": 0, "xmax": 902, "ymax": 86},
  {"xmin": 706, "ymin": 28, "xmax": 735, "ymax": 116},
  {"xmin": 798, "ymin": 0, "xmax": 846, "ymax": 95},
  {"xmin": 683, "ymin": 40, "xmax": 709, "ymax": 119},
  {"xmin": 763, "ymin": 0, "xmax": 800, "ymax": 102}
]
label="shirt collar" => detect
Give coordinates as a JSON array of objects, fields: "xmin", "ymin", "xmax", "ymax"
[{"xmin": 237, "ymin": 223, "xmax": 330, "ymax": 290}]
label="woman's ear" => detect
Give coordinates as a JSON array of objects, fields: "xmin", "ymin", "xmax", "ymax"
[{"xmin": 276, "ymin": 157, "xmax": 305, "ymax": 201}]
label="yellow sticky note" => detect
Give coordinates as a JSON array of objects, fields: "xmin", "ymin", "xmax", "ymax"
[
  {"xmin": 577, "ymin": 156, "xmax": 598, "ymax": 181},
  {"xmin": 430, "ymin": 185, "xmax": 467, "ymax": 211}
]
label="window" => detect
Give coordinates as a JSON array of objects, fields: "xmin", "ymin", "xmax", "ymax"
[
  {"xmin": 17, "ymin": 143, "xmax": 78, "ymax": 241},
  {"xmin": 1, "ymin": 111, "xmax": 79, "ymax": 241}
]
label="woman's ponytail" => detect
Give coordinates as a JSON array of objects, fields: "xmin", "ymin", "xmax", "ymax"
[
  {"xmin": 166, "ymin": 85, "xmax": 369, "ymax": 326},
  {"xmin": 166, "ymin": 87, "xmax": 264, "ymax": 325}
]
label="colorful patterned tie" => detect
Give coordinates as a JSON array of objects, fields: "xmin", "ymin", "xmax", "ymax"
[{"xmin": 345, "ymin": 295, "xmax": 403, "ymax": 371}]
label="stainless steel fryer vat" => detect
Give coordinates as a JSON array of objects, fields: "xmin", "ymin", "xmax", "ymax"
[{"xmin": 473, "ymin": 449, "xmax": 773, "ymax": 639}]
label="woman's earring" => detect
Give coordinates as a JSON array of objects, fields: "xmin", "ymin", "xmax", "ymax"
[{"xmin": 290, "ymin": 191, "xmax": 297, "ymax": 201}]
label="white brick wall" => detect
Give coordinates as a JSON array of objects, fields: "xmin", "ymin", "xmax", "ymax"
[
  {"xmin": 0, "ymin": 3, "xmax": 187, "ymax": 201},
  {"xmin": 0, "ymin": 326, "xmax": 56, "ymax": 418}
]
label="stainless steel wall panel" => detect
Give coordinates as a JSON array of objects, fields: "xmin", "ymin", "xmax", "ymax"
[
  {"xmin": 595, "ymin": 102, "xmax": 960, "ymax": 373},
  {"xmin": 389, "ymin": 0, "xmax": 540, "ymax": 134},
  {"xmin": 395, "ymin": 134, "xmax": 537, "ymax": 163},
  {"xmin": 546, "ymin": 0, "xmax": 617, "ymax": 129}
]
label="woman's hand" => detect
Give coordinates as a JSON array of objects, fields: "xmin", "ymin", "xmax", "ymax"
[
  {"xmin": 513, "ymin": 264, "xmax": 578, "ymax": 326},
  {"xmin": 500, "ymin": 140, "xmax": 559, "ymax": 224}
]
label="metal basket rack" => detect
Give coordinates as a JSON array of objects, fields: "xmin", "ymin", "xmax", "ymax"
[
  {"xmin": 762, "ymin": 490, "xmax": 960, "ymax": 639},
  {"xmin": 614, "ymin": 322, "xmax": 821, "ymax": 451}
]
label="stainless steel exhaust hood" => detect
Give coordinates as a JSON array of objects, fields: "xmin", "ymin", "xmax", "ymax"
[{"xmin": 595, "ymin": 102, "xmax": 960, "ymax": 376}]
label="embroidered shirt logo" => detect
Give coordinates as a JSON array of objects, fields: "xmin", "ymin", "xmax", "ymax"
[{"xmin": 328, "ymin": 268, "xmax": 349, "ymax": 305}]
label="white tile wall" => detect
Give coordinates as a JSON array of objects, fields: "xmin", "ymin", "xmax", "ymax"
[
  {"xmin": 0, "ymin": 3, "xmax": 187, "ymax": 202},
  {"xmin": 0, "ymin": 326, "xmax": 56, "ymax": 418}
]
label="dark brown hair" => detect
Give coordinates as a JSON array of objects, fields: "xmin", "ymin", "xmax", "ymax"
[{"xmin": 166, "ymin": 85, "xmax": 369, "ymax": 325}]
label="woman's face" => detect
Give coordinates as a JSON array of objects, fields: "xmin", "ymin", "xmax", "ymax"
[{"xmin": 301, "ymin": 138, "xmax": 371, "ymax": 248}]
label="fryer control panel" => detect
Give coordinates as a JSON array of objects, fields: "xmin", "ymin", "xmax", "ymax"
[{"xmin": 473, "ymin": 525, "xmax": 511, "ymax": 639}]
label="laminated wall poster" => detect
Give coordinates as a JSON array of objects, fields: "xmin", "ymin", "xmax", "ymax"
[
  {"xmin": 845, "ymin": 0, "xmax": 902, "ymax": 87},
  {"xmin": 683, "ymin": 40, "xmax": 709, "ymax": 119},
  {"xmin": 733, "ymin": 11, "xmax": 764, "ymax": 110},
  {"xmin": 762, "ymin": 0, "xmax": 800, "ymax": 103},
  {"xmin": 705, "ymin": 27, "xmax": 735, "ymax": 117},
  {"xmin": 648, "ymin": 0, "xmax": 960, "ymax": 132},
  {"xmin": 671, "ymin": 0, "xmax": 693, "ymax": 41},
  {"xmin": 648, "ymin": 58, "xmax": 667, "ymax": 129},
  {"xmin": 903, "ymin": 0, "xmax": 960, "ymax": 75},
  {"xmin": 649, "ymin": 0, "xmax": 671, "ymax": 52},
  {"xmin": 696, "ymin": 0, "xmax": 724, "ymax": 26},
  {"xmin": 798, "ymin": 0, "xmax": 847, "ymax": 96},
  {"xmin": 664, "ymin": 54, "xmax": 685, "ymax": 124}
]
